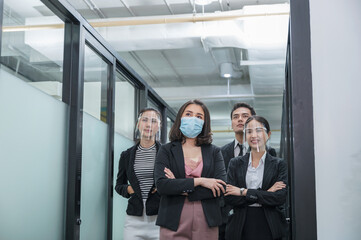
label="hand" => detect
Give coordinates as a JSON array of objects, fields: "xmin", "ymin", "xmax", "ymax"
[
  {"xmin": 267, "ymin": 181, "xmax": 286, "ymax": 192},
  {"xmin": 225, "ymin": 184, "xmax": 242, "ymax": 196},
  {"xmin": 164, "ymin": 167, "xmax": 175, "ymax": 179},
  {"xmin": 127, "ymin": 185, "xmax": 135, "ymax": 195},
  {"xmin": 151, "ymin": 188, "xmax": 157, "ymax": 194},
  {"xmin": 195, "ymin": 178, "xmax": 226, "ymax": 197}
]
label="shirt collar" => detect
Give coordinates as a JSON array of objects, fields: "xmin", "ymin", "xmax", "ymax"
[
  {"xmin": 248, "ymin": 151, "xmax": 267, "ymax": 167},
  {"xmin": 233, "ymin": 139, "xmax": 242, "ymax": 149}
]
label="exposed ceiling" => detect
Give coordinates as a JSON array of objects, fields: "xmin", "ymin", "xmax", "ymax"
[{"xmin": 2, "ymin": 0, "xmax": 289, "ymax": 149}]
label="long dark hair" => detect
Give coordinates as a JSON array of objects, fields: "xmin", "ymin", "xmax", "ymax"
[{"xmin": 169, "ymin": 99, "xmax": 212, "ymax": 146}]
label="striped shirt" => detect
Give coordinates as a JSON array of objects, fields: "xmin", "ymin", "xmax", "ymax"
[{"xmin": 134, "ymin": 144, "xmax": 157, "ymax": 199}]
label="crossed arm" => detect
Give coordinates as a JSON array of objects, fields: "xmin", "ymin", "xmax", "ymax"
[
  {"xmin": 225, "ymin": 159, "xmax": 288, "ymax": 207},
  {"xmin": 155, "ymin": 146, "xmax": 227, "ymax": 200}
]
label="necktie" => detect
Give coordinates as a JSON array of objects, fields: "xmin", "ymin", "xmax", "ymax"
[{"xmin": 238, "ymin": 143, "xmax": 243, "ymax": 156}]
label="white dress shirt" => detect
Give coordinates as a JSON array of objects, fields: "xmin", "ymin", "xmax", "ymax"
[
  {"xmin": 246, "ymin": 151, "xmax": 266, "ymax": 207},
  {"xmin": 233, "ymin": 140, "xmax": 247, "ymax": 157}
]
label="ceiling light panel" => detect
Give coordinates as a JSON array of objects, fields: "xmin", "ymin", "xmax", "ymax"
[{"xmin": 91, "ymin": 0, "xmax": 123, "ymax": 8}]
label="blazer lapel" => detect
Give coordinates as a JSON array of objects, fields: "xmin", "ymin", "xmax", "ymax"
[
  {"xmin": 229, "ymin": 140, "xmax": 236, "ymax": 158},
  {"xmin": 200, "ymin": 144, "xmax": 211, "ymax": 177},
  {"xmin": 240, "ymin": 154, "xmax": 249, "ymax": 187},
  {"xmin": 262, "ymin": 153, "xmax": 274, "ymax": 190},
  {"xmin": 170, "ymin": 141, "xmax": 186, "ymax": 178},
  {"xmin": 128, "ymin": 144, "xmax": 143, "ymax": 199}
]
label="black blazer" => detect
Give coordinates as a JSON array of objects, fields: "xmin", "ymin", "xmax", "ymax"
[
  {"xmin": 115, "ymin": 141, "xmax": 161, "ymax": 216},
  {"xmin": 225, "ymin": 153, "xmax": 288, "ymax": 240},
  {"xmin": 154, "ymin": 141, "xmax": 227, "ymax": 231},
  {"xmin": 221, "ymin": 140, "xmax": 277, "ymax": 171}
]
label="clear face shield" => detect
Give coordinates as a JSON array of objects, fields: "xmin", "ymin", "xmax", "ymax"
[
  {"xmin": 243, "ymin": 124, "xmax": 270, "ymax": 153},
  {"xmin": 135, "ymin": 110, "xmax": 161, "ymax": 142}
]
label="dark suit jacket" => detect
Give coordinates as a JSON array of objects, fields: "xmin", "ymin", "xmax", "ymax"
[
  {"xmin": 221, "ymin": 140, "xmax": 277, "ymax": 171},
  {"xmin": 224, "ymin": 153, "xmax": 288, "ymax": 240},
  {"xmin": 115, "ymin": 141, "xmax": 161, "ymax": 216},
  {"xmin": 154, "ymin": 141, "xmax": 227, "ymax": 231},
  {"xmin": 219, "ymin": 141, "xmax": 278, "ymax": 224}
]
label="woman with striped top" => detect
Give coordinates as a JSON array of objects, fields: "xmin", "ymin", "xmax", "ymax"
[{"xmin": 115, "ymin": 108, "xmax": 162, "ymax": 240}]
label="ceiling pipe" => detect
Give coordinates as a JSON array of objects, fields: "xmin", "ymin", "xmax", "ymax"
[
  {"xmin": 89, "ymin": 10, "xmax": 289, "ymax": 27},
  {"xmin": 2, "ymin": 9, "xmax": 289, "ymax": 32},
  {"xmin": 162, "ymin": 94, "xmax": 283, "ymax": 101}
]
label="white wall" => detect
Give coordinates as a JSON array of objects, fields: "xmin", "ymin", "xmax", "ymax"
[{"xmin": 309, "ymin": 0, "xmax": 361, "ymax": 239}]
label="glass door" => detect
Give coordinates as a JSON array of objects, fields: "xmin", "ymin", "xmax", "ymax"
[{"xmin": 80, "ymin": 43, "xmax": 110, "ymax": 240}]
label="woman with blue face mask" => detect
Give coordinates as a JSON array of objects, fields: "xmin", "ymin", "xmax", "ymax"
[{"xmin": 154, "ymin": 99, "xmax": 227, "ymax": 240}]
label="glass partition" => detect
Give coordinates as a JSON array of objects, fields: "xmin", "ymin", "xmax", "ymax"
[
  {"xmin": 83, "ymin": 45, "xmax": 108, "ymax": 122},
  {"xmin": 80, "ymin": 113, "xmax": 109, "ymax": 240},
  {"xmin": 0, "ymin": 1, "xmax": 67, "ymax": 239},
  {"xmin": 115, "ymin": 71, "xmax": 136, "ymax": 139},
  {"xmin": 0, "ymin": 68, "xmax": 68, "ymax": 240},
  {"xmin": 1, "ymin": 0, "xmax": 64, "ymax": 100},
  {"xmin": 113, "ymin": 70, "xmax": 136, "ymax": 240},
  {"xmin": 80, "ymin": 45, "xmax": 109, "ymax": 240},
  {"xmin": 113, "ymin": 134, "xmax": 134, "ymax": 240},
  {"xmin": 148, "ymin": 98, "xmax": 161, "ymax": 112}
]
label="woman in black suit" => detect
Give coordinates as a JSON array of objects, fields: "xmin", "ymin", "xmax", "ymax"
[
  {"xmin": 154, "ymin": 99, "xmax": 227, "ymax": 240},
  {"xmin": 225, "ymin": 116, "xmax": 288, "ymax": 240},
  {"xmin": 115, "ymin": 108, "xmax": 161, "ymax": 240}
]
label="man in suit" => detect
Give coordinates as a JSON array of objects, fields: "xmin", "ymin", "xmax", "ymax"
[
  {"xmin": 218, "ymin": 102, "xmax": 277, "ymax": 240},
  {"xmin": 221, "ymin": 102, "xmax": 277, "ymax": 170}
]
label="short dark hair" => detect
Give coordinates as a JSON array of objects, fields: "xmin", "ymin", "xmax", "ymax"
[
  {"xmin": 230, "ymin": 102, "xmax": 256, "ymax": 119},
  {"xmin": 244, "ymin": 115, "xmax": 271, "ymax": 133},
  {"xmin": 169, "ymin": 99, "xmax": 212, "ymax": 146}
]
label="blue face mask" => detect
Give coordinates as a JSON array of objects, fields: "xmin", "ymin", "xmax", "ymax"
[{"xmin": 180, "ymin": 117, "xmax": 204, "ymax": 138}]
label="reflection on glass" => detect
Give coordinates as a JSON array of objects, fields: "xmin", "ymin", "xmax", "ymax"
[
  {"xmin": 83, "ymin": 45, "xmax": 108, "ymax": 122},
  {"xmin": 148, "ymin": 99, "xmax": 160, "ymax": 112},
  {"xmin": 114, "ymin": 72, "xmax": 135, "ymax": 140},
  {"xmin": 1, "ymin": 0, "xmax": 64, "ymax": 100},
  {"xmin": 166, "ymin": 117, "xmax": 173, "ymax": 143}
]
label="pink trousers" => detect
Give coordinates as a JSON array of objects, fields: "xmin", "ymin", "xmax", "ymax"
[{"xmin": 160, "ymin": 198, "xmax": 218, "ymax": 240}]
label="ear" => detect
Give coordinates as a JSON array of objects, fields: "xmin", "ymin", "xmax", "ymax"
[{"xmin": 267, "ymin": 131, "xmax": 272, "ymax": 139}]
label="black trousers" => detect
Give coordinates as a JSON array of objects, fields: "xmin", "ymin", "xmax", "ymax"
[
  {"xmin": 241, "ymin": 207, "xmax": 280, "ymax": 240},
  {"xmin": 219, "ymin": 222, "xmax": 226, "ymax": 240}
]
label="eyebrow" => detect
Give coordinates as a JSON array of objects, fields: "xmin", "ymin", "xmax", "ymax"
[
  {"xmin": 185, "ymin": 110, "xmax": 204, "ymax": 116},
  {"xmin": 233, "ymin": 112, "xmax": 249, "ymax": 116}
]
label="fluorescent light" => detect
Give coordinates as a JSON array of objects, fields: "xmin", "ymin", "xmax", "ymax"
[
  {"xmin": 195, "ymin": 0, "xmax": 215, "ymax": 6},
  {"xmin": 220, "ymin": 63, "xmax": 233, "ymax": 78},
  {"xmin": 223, "ymin": 73, "xmax": 231, "ymax": 78}
]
